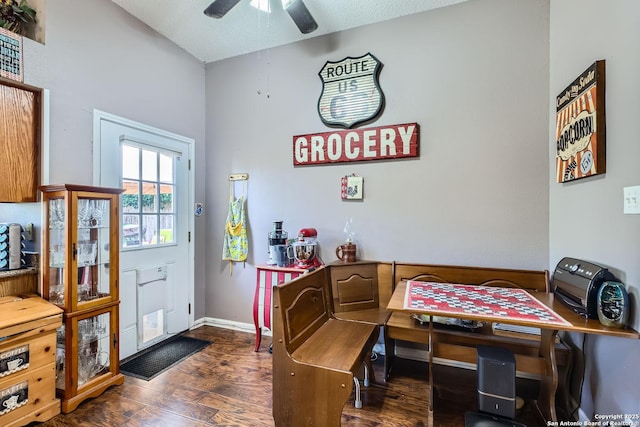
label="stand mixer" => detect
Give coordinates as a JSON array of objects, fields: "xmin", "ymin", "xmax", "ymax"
[{"xmin": 291, "ymin": 228, "xmax": 322, "ymax": 269}]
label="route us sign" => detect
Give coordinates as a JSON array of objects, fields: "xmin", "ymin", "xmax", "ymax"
[{"xmin": 317, "ymin": 53, "xmax": 384, "ymax": 129}]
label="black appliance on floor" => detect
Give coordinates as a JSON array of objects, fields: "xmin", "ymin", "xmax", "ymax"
[{"xmin": 465, "ymin": 345, "xmax": 526, "ymax": 427}]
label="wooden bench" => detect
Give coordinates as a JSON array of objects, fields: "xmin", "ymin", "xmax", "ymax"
[
  {"xmin": 321, "ymin": 261, "xmax": 572, "ymax": 411},
  {"xmin": 272, "ymin": 266, "xmax": 378, "ymax": 427}
]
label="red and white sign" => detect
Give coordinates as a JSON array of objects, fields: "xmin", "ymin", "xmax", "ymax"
[{"xmin": 293, "ymin": 122, "xmax": 419, "ymax": 166}]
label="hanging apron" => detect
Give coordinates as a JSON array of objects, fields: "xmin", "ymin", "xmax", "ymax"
[{"xmin": 222, "ymin": 180, "xmax": 248, "ymax": 274}]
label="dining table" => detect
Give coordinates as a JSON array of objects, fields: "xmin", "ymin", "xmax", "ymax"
[{"xmin": 386, "ymin": 280, "xmax": 639, "ymax": 426}]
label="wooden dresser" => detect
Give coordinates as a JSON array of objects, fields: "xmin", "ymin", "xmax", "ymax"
[{"xmin": 0, "ymin": 294, "xmax": 62, "ymax": 427}]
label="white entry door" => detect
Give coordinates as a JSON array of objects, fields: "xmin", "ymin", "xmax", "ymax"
[{"xmin": 93, "ymin": 110, "xmax": 194, "ymax": 359}]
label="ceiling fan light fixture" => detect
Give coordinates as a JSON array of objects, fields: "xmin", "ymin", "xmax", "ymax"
[
  {"xmin": 250, "ymin": 0, "xmax": 271, "ymax": 13},
  {"xmin": 203, "ymin": 0, "xmax": 242, "ymax": 18},
  {"xmin": 282, "ymin": 0, "xmax": 318, "ymax": 34},
  {"xmin": 204, "ymin": 0, "xmax": 317, "ymax": 34}
]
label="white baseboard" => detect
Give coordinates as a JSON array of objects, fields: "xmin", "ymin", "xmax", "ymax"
[
  {"xmin": 395, "ymin": 343, "xmax": 430, "ymax": 362},
  {"xmin": 192, "ymin": 317, "xmax": 265, "ymax": 335}
]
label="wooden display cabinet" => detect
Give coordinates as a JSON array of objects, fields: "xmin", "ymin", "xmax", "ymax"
[{"xmin": 40, "ymin": 184, "xmax": 124, "ymax": 413}]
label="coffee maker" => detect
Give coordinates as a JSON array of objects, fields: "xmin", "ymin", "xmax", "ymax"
[{"xmin": 267, "ymin": 221, "xmax": 288, "ymax": 265}]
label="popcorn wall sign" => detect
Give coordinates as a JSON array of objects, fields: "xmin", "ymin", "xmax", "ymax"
[{"xmin": 555, "ymin": 60, "xmax": 606, "ymax": 182}]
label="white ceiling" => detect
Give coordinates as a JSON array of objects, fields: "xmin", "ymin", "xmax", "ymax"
[{"xmin": 112, "ymin": 0, "xmax": 468, "ymax": 64}]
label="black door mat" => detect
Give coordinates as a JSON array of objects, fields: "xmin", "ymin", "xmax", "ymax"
[{"xmin": 120, "ymin": 335, "xmax": 211, "ymax": 381}]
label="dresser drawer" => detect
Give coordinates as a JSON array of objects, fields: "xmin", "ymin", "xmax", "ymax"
[
  {"xmin": 0, "ymin": 326, "xmax": 57, "ymax": 380},
  {"xmin": 0, "ymin": 363, "xmax": 58, "ymax": 427}
]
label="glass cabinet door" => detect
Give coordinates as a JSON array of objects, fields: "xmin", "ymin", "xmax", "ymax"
[
  {"xmin": 55, "ymin": 324, "xmax": 66, "ymax": 390},
  {"xmin": 55, "ymin": 308, "xmax": 114, "ymax": 394},
  {"xmin": 75, "ymin": 195, "xmax": 112, "ymax": 309},
  {"xmin": 47, "ymin": 196, "xmax": 67, "ymax": 307},
  {"xmin": 77, "ymin": 311, "xmax": 111, "ymax": 387},
  {"xmin": 43, "ymin": 187, "xmax": 119, "ymax": 312}
]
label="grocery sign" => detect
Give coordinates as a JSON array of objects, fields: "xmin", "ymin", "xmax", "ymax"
[{"xmin": 293, "ymin": 122, "xmax": 419, "ymax": 166}]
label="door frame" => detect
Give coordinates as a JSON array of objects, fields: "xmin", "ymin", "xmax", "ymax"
[{"xmin": 92, "ymin": 109, "xmax": 195, "ymax": 330}]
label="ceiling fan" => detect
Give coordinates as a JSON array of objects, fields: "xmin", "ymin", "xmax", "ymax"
[{"xmin": 204, "ymin": 0, "xmax": 318, "ymax": 34}]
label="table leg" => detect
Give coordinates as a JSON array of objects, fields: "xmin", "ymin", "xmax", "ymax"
[
  {"xmin": 536, "ymin": 328, "xmax": 558, "ymax": 422},
  {"xmin": 253, "ymin": 275, "xmax": 262, "ymax": 352},
  {"xmin": 428, "ymin": 316, "xmax": 434, "ymax": 427},
  {"xmin": 254, "ymin": 328, "xmax": 262, "ymax": 352}
]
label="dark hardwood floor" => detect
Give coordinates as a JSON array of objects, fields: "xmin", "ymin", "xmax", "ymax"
[{"xmin": 35, "ymin": 326, "xmax": 547, "ymax": 426}]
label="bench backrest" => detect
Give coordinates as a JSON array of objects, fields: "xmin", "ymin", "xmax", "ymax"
[
  {"xmin": 392, "ymin": 262, "xmax": 550, "ymax": 293},
  {"xmin": 329, "ymin": 262, "xmax": 381, "ymax": 313},
  {"xmin": 273, "ymin": 266, "xmax": 331, "ymax": 354},
  {"xmin": 377, "ymin": 262, "xmax": 394, "ymax": 308}
]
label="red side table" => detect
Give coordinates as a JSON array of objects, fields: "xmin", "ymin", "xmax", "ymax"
[{"xmin": 253, "ymin": 264, "xmax": 312, "ymax": 351}]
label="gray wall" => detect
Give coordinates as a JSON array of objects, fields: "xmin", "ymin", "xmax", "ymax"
[
  {"xmin": 8, "ymin": 0, "xmax": 638, "ymax": 419},
  {"xmin": 15, "ymin": 0, "xmax": 208, "ymax": 318},
  {"xmin": 549, "ymin": 0, "xmax": 640, "ymax": 419},
  {"xmin": 205, "ymin": 0, "xmax": 550, "ymax": 322}
]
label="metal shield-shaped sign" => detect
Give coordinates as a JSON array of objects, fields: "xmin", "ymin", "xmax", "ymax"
[{"xmin": 318, "ymin": 53, "xmax": 384, "ymax": 128}]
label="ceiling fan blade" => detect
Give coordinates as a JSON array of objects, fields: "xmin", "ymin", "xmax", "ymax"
[
  {"xmin": 283, "ymin": 0, "xmax": 318, "ymax": 34},
  {"xmin": 204, "ymin": 0, "xmax": 242, "ymax": 18}
]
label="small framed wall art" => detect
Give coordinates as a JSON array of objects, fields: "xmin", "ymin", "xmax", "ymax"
[
  {"xmin": 0, "ymin": 28, "xmax": 23, "ymax": 82},
  {"xmin": 555, "ymin": 60, "xmax": 605, "ymax": 182},
  {"xmin": 341, "ymin": 174, "xmax": 363, "ymax": 200}
]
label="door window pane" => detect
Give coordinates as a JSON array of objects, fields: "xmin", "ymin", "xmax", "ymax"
[
  {"xmin": 142, "ymin": 149, "xmax": 157, "ymax": 181},
  {"xmin": 160, "ymin": 215, "xmax": 174, "ymax": 244},
  {"xmin": 122, "ymin": 217, "xmax": 140, "ymax": 249},
  {"xmin": 122, "ymin": 180, "xmax": 140, "ymax": 213},
  {"xmin": 121, "ymin": 143, "xmax": 176, "ymax": 249},
  {"xmin": 159, "ymin": 153, "xmax": 173, "ymax": 183},
  {"xmin": 160, "ymin": 184, "xmax": 173, "ymax": 213},
  {"xmin": 142, "ymin": 215, "xmax": 158, "ymax": 246},
  {"xmin": 122, "ymin": 145, "xmax": 140, "ymax": 179},
  {"xmin": 142, "ymin": 182, "xmax": 157, "ymax": 213}
]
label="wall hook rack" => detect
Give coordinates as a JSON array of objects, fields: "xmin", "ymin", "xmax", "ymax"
[{"xmin": 229, "ymin": 173, "xmax": 249, "ymax": 181}]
